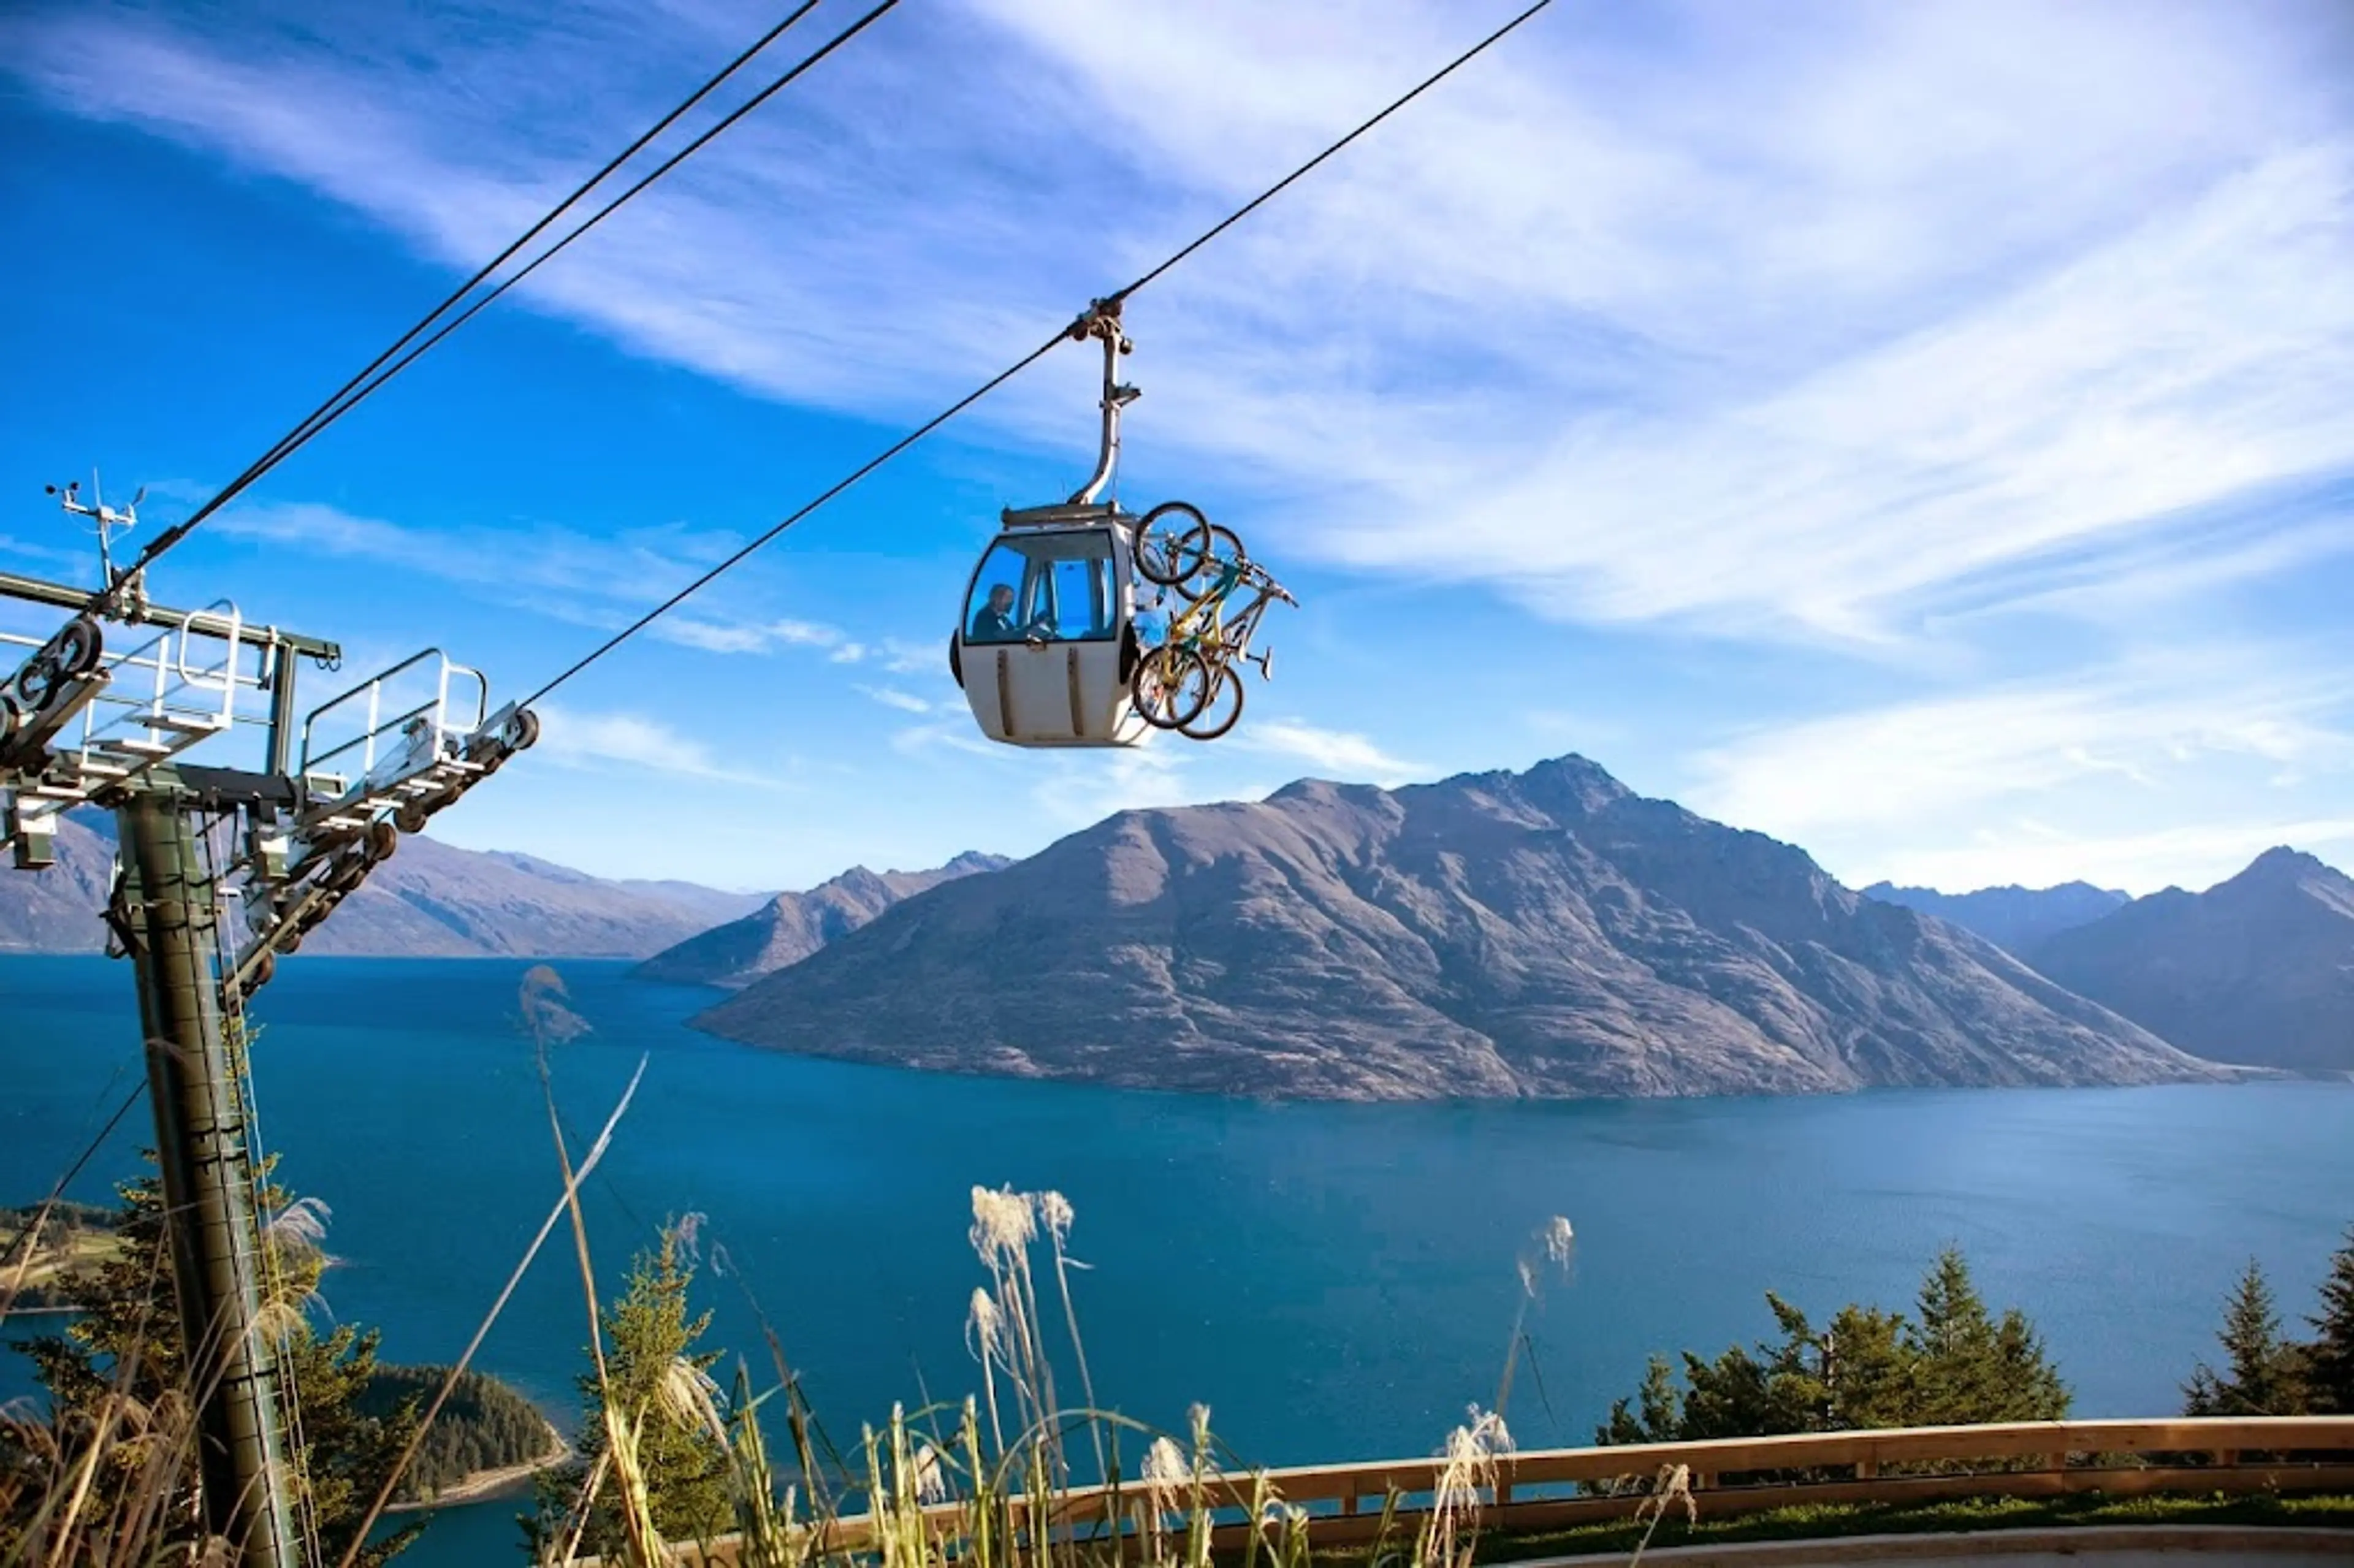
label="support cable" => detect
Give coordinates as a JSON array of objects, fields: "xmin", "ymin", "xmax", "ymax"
[
  {"xmin": 518, "ymin": 0, "xmax": 1556, "ymax": 707},
  {"xmin": 117, "ymin": 0, "xmax": 875, "ymax": 586}
]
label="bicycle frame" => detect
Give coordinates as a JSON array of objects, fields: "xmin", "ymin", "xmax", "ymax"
[{"xmin": 1159, "ymin": 561, "xmax": 1284, "ymax": 677}]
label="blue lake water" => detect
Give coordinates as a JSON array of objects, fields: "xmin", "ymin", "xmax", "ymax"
[{"xmin": 5, "ymin": 954, "xmax": 2352, "ymax": 1565}]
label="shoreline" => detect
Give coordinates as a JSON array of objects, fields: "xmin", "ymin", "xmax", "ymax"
[{"xmin": 386, "ymin": 1421, "xmax": 572, "ymax": 1513}]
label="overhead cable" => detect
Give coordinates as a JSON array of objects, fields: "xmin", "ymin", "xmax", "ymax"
[
  {"xmin": 119, "ymin": 0, "xmax": 897, "ymax": 585},
  {"xmin": 519, "ymin": 0, "xmax": 1559, "ymax": 706}
]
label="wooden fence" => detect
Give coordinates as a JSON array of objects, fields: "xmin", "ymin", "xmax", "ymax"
[{"xmin": 584, "ymin": 1415, "xmax": 2354, "ymax": 1565}]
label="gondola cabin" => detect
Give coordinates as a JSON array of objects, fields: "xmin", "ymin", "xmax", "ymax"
[{"xmin": 950, "ymin": 502, "xmax": 1149, "ymax": 747}]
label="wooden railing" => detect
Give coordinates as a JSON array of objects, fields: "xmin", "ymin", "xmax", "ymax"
[{"xmin": 590, "ymin": 1416, "xmax": 2354, "ymax": 1565}]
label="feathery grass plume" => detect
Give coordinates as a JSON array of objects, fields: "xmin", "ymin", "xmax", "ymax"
[
  {"xmin": 1140, "ymin": 1433, "xmax": 1189, "ymax": 1561},
  {"xmin": 1417, "ymin": 1404, "xmax": 1511, "ymax": 1568},
  {"xmin": 967, "ymin": 1286, "xmax": 1008, "ymax": 1457},
  {"xmin": 657, "ymin": 1355, "xmax": 731, "ymax": 1449},
  {"xmin": 913, "ymin": 1441, "xmax": 949, "ymax": 1506},
  {"xmin": 1626, "ymin": 1463, "xmax": 1696, "ymax": 1567},
  {"xmin": 254, "ymin": 1193, "xmax": 335, "ymax": 1342},
  {"xmin": 519, "ymin": 964, "xmax": 593, "ymax": 1043},
  {"xmin": 1496, "ymin": 1215, "xmax": 1575, "ymax": 1426},
  {"xmin": 262, "ymin": 1195, "xmax": 332, "ymax": 1257},
  {"xmin": 967, "ymin": 1189, "xmax": 1036, "ymax": 1426}
]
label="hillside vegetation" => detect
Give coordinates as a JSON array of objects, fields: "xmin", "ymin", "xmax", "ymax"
[{"xmin": 359, "ymin": 1365, "xmax": 566, "ymax": 1502}]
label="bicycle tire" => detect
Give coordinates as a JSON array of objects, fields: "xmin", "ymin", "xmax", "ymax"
[
  {"xmin": 1133, "ymin": 502, "xmax": 1210, "ymax": 587},
  {"xmin": 1130, "ymin": 643, "xmax": 1212, "ymax": 730},
  {"xmin": 1180, "ymin": 663, "xmax": 1245, "ymax": 741},
  {"xmin": 1184, "ymin": 528, "xmax": 1249, "ymax": 599}
]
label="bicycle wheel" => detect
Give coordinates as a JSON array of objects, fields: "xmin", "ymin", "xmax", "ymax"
[
  {"xmin": 1182, "ymin": 524, "xmax": 1247, "ymax": 596},
  {"xmin": 1130, "ymin": 644, "xmax": 1212, "ymax": 730},
  {"xmin": 1133, "ymin": 502, "xmax": 1210, "ymax": 586},
  {"xmin": 1180, "ymin": 663, "xmax": 1245, "ymax": 741}
]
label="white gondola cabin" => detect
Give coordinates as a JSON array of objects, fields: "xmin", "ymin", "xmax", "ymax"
[{"xmin": 950, "ymin": 501, "xmax": 1151, "ymax": 747}]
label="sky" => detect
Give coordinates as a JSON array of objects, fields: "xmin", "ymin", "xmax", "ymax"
[{"xmin": 2, "ymin": 0, "xmax": 2350, "ymax": 897}]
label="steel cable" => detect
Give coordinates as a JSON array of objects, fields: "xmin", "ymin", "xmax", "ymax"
[
  {"xmin": 518, "ymin": 0, "xmax": 1558, "ymax": 706},
  {"xmin": 120, "ymin": 0, "xmax": 885, "ymax": 584}
]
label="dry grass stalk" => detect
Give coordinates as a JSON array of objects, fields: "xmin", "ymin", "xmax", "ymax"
[
  {"xmin": 332, "ymin": 1041, "xmax": 649, "ymax": 1568},
  {"xmin": 1417, "ymin": 1405, "xmax": 1511, "ymax": 1568},
  {"xmin": 1495, "ymin": 1217, "xmax": 1574, "ymax": 1426},
  {"xmin": 1626, "ymin": 1463, "xmax": 1696, "ymax": 1567}
]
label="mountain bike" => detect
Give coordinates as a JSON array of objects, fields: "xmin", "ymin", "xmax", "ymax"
[{"xmin": 1127, "ymin": 544, "xmax": 1297, "ymax": 740}]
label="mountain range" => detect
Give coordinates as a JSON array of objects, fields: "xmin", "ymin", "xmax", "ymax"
[
  {"xmin": 6, "ymin": 761, "xmax": 2346, "ymax": 1094},
  {"xmin": 0, "ymin": 811, "xmax": 767, "ymax": 959},
  {"xmin": 691, "ymin": 756, "xmax": 2228, "ymax": 1100},
  {"xmin": 2021, "ymin": 848, "xmax": 2354, "ymax": 1075},
  {"xmin": 633, "ymin": 853, "xmax": 1012, "ymax": 988},
  {"xmin": 1859, "ymin": 880, "xmax": 2128, "ymax": 953}
]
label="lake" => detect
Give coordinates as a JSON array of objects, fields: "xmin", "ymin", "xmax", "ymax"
[{"xmin": 4, "ymin": 954, "xmax": 2352, "ymax": 1564}]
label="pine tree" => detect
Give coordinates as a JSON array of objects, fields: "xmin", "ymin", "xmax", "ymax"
[
  {"xmin": 1595, "ymin": 1355, "xmax": 1682, "ymax": 1445},
  {"xmin": 1594, "ymin": 1247, "xmax": 2068, "ymax": 1453},
  {"xmin": 1903, "ymin": 1247, "xmax": 2068, "ymax": 1425},
  {"xmin": 2184, "ymin": 1260, "xmax": 2303, "ymax": 1416},
  {"xmin": 4, "ymin": 1152, "xmax": 422, "ymax": 1564},
  {"xmin": 1818, "ymin": 1303, "xmax": 1914, "ymax": 1429},
  {"xmin": 2306, "ymin": 1225, "xmax": 2354, "ymax": 1415},
  {"xmin": 529, "ymin": 1224, "xmax": 732, "ymax": 1558}
]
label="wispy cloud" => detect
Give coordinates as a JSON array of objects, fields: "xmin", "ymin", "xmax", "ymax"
[
  {"xmin": 213, "ymin": 498, "xmax": 866, "ymax": 659},
  {"xmin": 858, "ymin": 684, "xmax": 932, "ymax": 714},
  {"xmin": 12, "ymin": 0, "xmax": 2354, "ymax": 892},
  {"xmin": 1865, "ymin": 818, "xmax": 2354, "ymax": 899},
  {"xmin": 1683, "ymin": 641, "xmax": 2354, "ymax": 891},
  {"xmin": 16, "ymin": 0, "xmax": 2348, "ymax": 645},
  {"xmin": 530, "ymin": 702, "xmax": 776, "ymax": 786},
  {"xmin": 1234, "ymin": 719, "xmax": 1421, "ymax": 786},
  {"xmin": 1689, "ymin": 645, "xmax": 2354, "ymax": 835}
]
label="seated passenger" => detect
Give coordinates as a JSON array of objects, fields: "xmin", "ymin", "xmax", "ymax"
[{"xmin": 969, "ymin": 584, "xmax": 1019, "ymax": 642}]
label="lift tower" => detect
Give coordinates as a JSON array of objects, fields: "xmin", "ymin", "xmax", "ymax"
[{"xmin": 2, "ymin": 481, "xmax": 539, "ymax": 1566}]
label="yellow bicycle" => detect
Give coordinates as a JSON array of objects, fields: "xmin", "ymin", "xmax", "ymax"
[{"xmin": 1128, "ymin": 545, "xmax": 1297, "ymax": 740}]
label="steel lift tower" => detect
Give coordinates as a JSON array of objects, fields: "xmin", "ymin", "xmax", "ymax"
[{"xmin": 1, "ymin": 480, "xmax": 539, "ymax": 1567}]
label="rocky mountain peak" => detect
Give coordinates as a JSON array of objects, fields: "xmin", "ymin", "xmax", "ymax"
[{"xmin": 694, "ymin": 755, "xmax": 2222, "ymax": 1101}]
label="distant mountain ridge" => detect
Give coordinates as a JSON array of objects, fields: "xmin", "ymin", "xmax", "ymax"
[
  {"xmin": 0, "ymin": 811, "xmax": 768, "ymax": 959},
  {"xmin": 2024, "ymin": 847, "xmax": 2354, "ymax": 1075},
  {"xmin": 1861, "ymin": 880, "xmax": 2128, "ymax": 953},
  {"xmin": 633, "ymin": 852, "xmax": 1012, "ymax": 989},
  {"xmin": 693, "ymin": 755, "xmax": 2226, "ymax": 1102}
]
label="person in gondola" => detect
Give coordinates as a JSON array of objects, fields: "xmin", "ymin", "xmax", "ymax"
[{"xmin": 970, "ymin": 582, "xmax": 1020, "ymax": 642}]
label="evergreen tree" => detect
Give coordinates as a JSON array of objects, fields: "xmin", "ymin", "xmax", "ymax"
[
  {"xmin": 528, "ymin": 1224, "xmax": 732, "ymax": 1558},
  {"xmin": 1595, "ymin": 1355, "xmax": 1682, "ymax": 1445},
  {"xmin": 1595, "ymin": 1247, "xmax": 2068, "ymax": 1449},
  {"xmin": 1813, "ymin": 1303, "xmax": 1914, "ymax": 1430},
  {"xmin": 2184, "ymin": 1259, "xmax": 2304, "ymax": 1417},
  {"xmin": 2305, "ymin": 1225, "xmax": 2354, "ymax": 1415},
  {"xmin": 1903, "ymin": 1247, "xmax": 2068, "ymax": 1425},
  {"xmin": 4, "ymin": 1153, "xmax": 422, "ymax": 1564}
]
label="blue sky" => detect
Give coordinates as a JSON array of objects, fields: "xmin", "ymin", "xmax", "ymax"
[{"xmin": 2, "ymin": 0, "xmax": 2350, "ymax": 896}]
